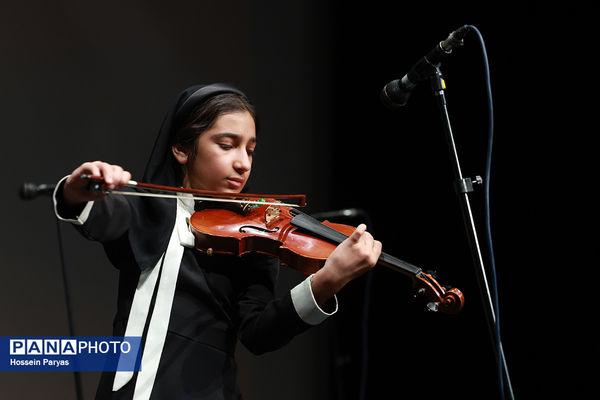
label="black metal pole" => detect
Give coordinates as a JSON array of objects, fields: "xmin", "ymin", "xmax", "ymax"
[
  {"xmin": 53, "ymin": 200, "xmax": 84, "ymax": 400},
  {"xmin": 429, "ymin": 67, "xmax": 514, "ymax": 399}
]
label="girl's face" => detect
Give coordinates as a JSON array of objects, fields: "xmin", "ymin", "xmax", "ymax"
[{"xmin": 173, "ymin": 111, "xmax": 256, "ymax": 192}]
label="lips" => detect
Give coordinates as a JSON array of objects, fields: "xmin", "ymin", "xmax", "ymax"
[{"xmin": 226, "ymin": 177, "xmax": 245, "ymax": 189}]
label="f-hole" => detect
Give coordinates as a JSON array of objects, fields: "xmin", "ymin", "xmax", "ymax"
[{"xmin": 239, "ymin": 225, "xmax": 280, "ymax": 234}]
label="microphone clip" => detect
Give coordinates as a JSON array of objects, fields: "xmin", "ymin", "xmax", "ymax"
[{"xmin": 456, "ymin": 176, "xmax": 483, "ymax": 194}]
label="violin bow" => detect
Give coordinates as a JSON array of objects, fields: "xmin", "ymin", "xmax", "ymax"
[{"xmin": 80, "ymin": 174, "xmax": 306, "ymax": 207}]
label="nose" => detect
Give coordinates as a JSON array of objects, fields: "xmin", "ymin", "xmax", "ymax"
[{"xmin": 233, "ymin": 149, "xmax": 252, "ymax": 174}]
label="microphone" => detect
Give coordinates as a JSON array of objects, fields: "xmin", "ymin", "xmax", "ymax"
[
  {"xmin": 311, "ymin": 208, "xmax": 365, "ymax": 221},
  {"xmin": 19, "ymin": 182, "xmax": 57, "ymax": 200},
  {"xmin": 380, "ymin": 25, "xmax": 471, "ymax": 108}
]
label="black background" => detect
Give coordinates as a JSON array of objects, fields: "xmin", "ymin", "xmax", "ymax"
[
  {"xmin": 330, "ymin": 2, "xmax": 594, "ymax": 399},
  {"xmin": 1, "ymin": 1, "xmax": 594, "ymax": 399}
]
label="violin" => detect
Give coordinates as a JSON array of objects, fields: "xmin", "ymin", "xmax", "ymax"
[
  {"xmin": 85, "ymin": 175, "xmax": 464, "ymax": 314},
  {"xmin": 190, "ymin": 201, "xmax": 464, "ymax": 314}
]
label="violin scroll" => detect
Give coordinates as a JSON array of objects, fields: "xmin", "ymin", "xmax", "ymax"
[{"xmin": 414, "ymin": 271, "xmax": 464, "ymax": 314}]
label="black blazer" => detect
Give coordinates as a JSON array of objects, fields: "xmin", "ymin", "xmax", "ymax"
[{"xmin": 57, "ymin": 188, "xmax": 311, "ymax": 399}]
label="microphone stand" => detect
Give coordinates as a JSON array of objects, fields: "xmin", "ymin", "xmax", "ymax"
[
  {"xmin": 428, "ymin": 65, "xmax": 514, "ymax": 399},
  {"xmin": 52, "ymin": 198, "xmax": 84, "ymax": 400},
  {"xmin": 20, "ymin": 185, "xmax": 83, "ymax": 399}
]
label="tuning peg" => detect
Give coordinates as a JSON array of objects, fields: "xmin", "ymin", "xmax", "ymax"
[
  {"xmin": 426, "ymin": 302, "xmax": 440, "ymax": 312},
  {"xmin": 425, "ymin": 269, "xmax": 438, "ymax": 279}
]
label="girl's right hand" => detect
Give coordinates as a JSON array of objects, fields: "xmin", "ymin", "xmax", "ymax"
[{"xmin": 63, "ymin": 161, "xmax": 131, "ymax": 205}]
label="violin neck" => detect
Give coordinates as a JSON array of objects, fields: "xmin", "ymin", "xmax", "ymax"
[
  {"xmin": 289, "ymin": 210, "xmax": 422, "ymax": 278},
  {"xmin": 377, "ymin": 252, "xmax": 422, "ymax": 278}
]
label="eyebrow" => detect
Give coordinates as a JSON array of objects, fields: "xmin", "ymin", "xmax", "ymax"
[{"xmin": 211, "ymin": 132, "xmax": 257, "ymax": 144}]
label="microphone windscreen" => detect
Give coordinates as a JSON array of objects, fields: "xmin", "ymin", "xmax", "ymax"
[
  {"xmin": 380, "ymin": 79, "xmax": 410, "ymax": 109},
  {"xmin": 19, "ymin": 182, "xmax": 56, "ymax": 200},
  {"xmin": 19, "ymin": 182, "xmax": 39, "ymax": 200}
]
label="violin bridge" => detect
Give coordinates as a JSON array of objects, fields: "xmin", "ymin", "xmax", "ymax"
[{"xmin": 264, "ymin": 205, "xmax": 281, "ymax": 226}]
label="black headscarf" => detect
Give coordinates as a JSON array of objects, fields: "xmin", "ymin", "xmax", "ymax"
[{"xmin": 130, "ymin": 83, "xmax": 247, "ymax": 271}]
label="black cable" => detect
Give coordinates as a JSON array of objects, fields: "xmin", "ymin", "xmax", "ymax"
[
  {"xmin": 358, "ymin": 212, "xmax": 374, "ymax": 400},
  {"xmin": 465, "ymin": 25, "xmax": 515, "ymax": 400},
  {"xmin": 359, "ymin": 270, "xmax": 372, "ymax": 400},
  {"xmin": 311, "ymin": 209, "xmax": 373, "ymax": 400}
]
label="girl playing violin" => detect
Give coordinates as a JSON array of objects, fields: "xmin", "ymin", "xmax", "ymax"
[{"xmin": 54, "ymin": 84, "xmax": 381, "ymax": 400}]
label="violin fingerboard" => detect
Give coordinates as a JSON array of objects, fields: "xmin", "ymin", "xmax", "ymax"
[{"xmin": 289, "ymin": 211, "xmax": 348, "ymax": 244}]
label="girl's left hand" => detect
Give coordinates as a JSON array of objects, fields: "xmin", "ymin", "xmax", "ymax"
[{"xmin": 310, "ymin": 224, "xmax": 381, "ymax": 305}]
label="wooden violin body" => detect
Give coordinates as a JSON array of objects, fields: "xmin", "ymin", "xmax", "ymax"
[
  {"xmin": 190, "ymin": 203, "xmax": 354, "ymax": 275},
  {"xmin": 190, "ymin": 201, "xmax": 464, "ymax": 314}
]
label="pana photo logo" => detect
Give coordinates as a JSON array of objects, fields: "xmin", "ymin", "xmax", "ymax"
[
  {"xmin": 1, "ymin": 336, "xmax": 141, "ymax": 371},
  {"xmin": 10, "ymin": 338, "xmax": 131, "ymax": 355}
]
